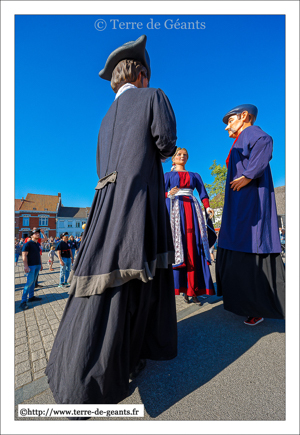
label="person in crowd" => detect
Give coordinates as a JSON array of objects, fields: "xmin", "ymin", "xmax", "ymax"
[
  {"xmin": 280, "ymin": 228, "xmax": 285, "ymax": 245},
  {"xmin": 20, "ymin": 229, "xmax": 43, "ymax": 310},
  {"xmin": 24, "ymin": 227, "xmax": 47, "ymax": 289},
  {"xmin": 165, "ymin": 147, "xmax": 216, "ymax": 305},
  {"xmin": 209, "ymin": 246, "xmax": 215, "ymax": 263},
  {"xmin": 216, "ymin": 104, "xmax": 285, "ymax": 326},
  {"xmin": 280, "ymin": 228, "xmax": 285, "ymax": 256},
  {"xmin": 46, "ymin": 35, "xmax": 178, "ymax": 411},
  {"xmin": 15, "ymin": 239, "xmax": 22, "ymax": 266},
  {"xmin": 68, "ymin": 235, "xmax": 78, "ymax": 261},
  {"xmin": 56, "ymin": 232, "xmax": 74, "ymax": 287},
  {"xmin": 48, "ymin": 246, "xmax": 58, "ymax": 271},
  {"xmin": 214, "ymin": 231, "xmax": 219, "ymax": 252}
]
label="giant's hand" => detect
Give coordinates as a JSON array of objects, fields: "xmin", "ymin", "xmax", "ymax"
[
  {"xmin": 168, "ymin": 186, "xmax": 180, "ymax": 197},
  {"xmin": 206, "ymin": 207, "xmax": 214, "ymax": 219},
  {"xmin": 230, "ymin": 176, "xmax": 252, "ymax": 191}
]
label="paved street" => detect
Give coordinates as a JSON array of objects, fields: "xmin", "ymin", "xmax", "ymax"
[{"xmin": 14, "ymin": 252, "xmax": 286, "ymax": 422}]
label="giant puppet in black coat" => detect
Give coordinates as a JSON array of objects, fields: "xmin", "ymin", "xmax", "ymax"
[{"xmin": 45, "ymin": 35, "xmax": 178, "ymax": 406}]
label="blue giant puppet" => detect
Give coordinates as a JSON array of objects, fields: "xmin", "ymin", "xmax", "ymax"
[{"xmin": 216, "ymin": 104, "xmax": 285, "ymax": 326}]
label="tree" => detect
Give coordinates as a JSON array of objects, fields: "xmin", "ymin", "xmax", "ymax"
[{"xmin": 204, "ymin": 160, "xmax": 227, "ymax": 227}]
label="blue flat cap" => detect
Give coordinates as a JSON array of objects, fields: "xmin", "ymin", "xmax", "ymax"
[
  {"xmin": 99, "ymin": 35, "xmax": 151, "ymax": 81},
  {"xmin": 223, "ymin": 104, "xmax": 258, "ymax": 124}
]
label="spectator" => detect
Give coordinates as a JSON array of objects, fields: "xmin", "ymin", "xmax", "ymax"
[
  {"xmin": 280, "ymin": 228, "xmax": 285, "ymax": 245},
  {"xmin": 15, "ymin": 239, "xmax": 22, "ymax": 266},
  {"xmin": 68, "ymin": 235, "xmax": 78, "ymax": 260},
  {"xmin": 209, "ymin": 246, "xmax": 215, "ymax": 263},
  {"xmin": 24, "ymin": 228, "xmax": 47, "ymax": 289},
  {"xmin": 20, "ymin": 229, "xmax": 43, "ymax": 310},
  {"xmin": 48, "ymin": 246, "xmax": 58, "ymax": 271},
  {"xmin": 214, "ymin": 232, "xmax": 219, "ymax": 251},
  {"xmin": 56, "ymin": 232, "xmax": 74, "ymax": 288},
  {"xmin": 76, "ymin": 236, "xmax": 81, "ymax": 250}
]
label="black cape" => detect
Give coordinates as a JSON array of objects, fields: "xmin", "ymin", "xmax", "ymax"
[
  {"xmin": 216, "ymin": 248, "xmax": 285, "ymax": 319},
  {"xmin": 45, "ymin": 87, "xmax": 178, "ymax": 404}
]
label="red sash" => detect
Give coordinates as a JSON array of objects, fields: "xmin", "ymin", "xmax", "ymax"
[{"xmin": 226, "ymin": 133, "xmax": 240, "ymax": 168}]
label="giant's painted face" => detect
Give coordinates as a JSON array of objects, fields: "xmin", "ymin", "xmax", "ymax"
[
  {"xmin": 173, "ymin": 149, "xmax": 188, "ymax": 167},
  {"xmin": 225, "ymin": 114, "xmax": 244, "ymax": 138}
]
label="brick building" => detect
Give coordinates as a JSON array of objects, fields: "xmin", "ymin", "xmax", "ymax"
[
  {"xmin": 15, "ymin": 199, "xmax": 24, "ymax": 237},
  {"xmin": 16, "ymin": 193, "xmax": 61, "ymax": 239}
]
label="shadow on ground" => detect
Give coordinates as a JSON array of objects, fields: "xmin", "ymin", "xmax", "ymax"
[
  {"xmin": 129, "ymin": 303, "xmax": 285, "ymax": 418},
  {"xmin": 15, "ymin": 292, "xmax": 69, "ymax": 313}
]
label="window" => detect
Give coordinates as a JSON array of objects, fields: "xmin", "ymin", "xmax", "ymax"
[
  {"xmin": 39, "ymin": 217, "xmax": 48, "ymax": 226},
  {"xmin": 76, "ymin": 222, "xmax": 80, "ymax": 228},
  {"xmin": 59, "ymin": 220, "xmax": 65, "ymax": 228},
  {"xmin": 68, "ymin": 220, "xmax": 73, "ymax": 228},
  {"xmin": 23, "ymin": 217, "xmax": 29, "ymax": 226}
]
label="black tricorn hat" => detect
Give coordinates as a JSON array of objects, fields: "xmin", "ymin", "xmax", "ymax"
[
  {"xmin": 99, "ymin": 34, "xmax": 151, "ymax": 81},
  {"xmin": 223, "ymin": 104, "xmax": 258, "ymax": 124}
]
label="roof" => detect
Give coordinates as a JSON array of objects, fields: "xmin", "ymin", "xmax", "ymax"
[
  {"xmin": 19, "ymin": 193, "xmax": 61, "ymax": 212},
  {"xmin": 15, "ymin": 199, "xmax": 23, "ymax": 211},
  {"xmin": 57, "ymin": 207, "xmax": 91, "ymax": 218},
  {"xmin": 274, "ymin": 186, "xmax": 285, "ymax": 216}
]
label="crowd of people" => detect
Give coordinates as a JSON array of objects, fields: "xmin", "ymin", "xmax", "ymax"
[
  {"xmin": 15, "ymin": 231, "xmax": 83, "ymax": 310},
  {"xmin": 14, "ymin": 35, "xmax": 285, "ymax": 416},
  {"xmin": 15, "ymin": 234, "xmax": 82, "ymax": 256}
]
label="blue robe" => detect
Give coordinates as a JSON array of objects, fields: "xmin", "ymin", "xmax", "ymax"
[
  {"xmin": 218, "ymin": 125, "xmax": 281, "ymax": 254},
  {"xmin": 165, "ymin": 171, "xmax": 216, "ymax": 296}
]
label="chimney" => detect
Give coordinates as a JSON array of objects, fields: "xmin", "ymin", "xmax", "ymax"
[{"xmin": 58, "ymin": 193, "xmax": 61, "ymax": 197}]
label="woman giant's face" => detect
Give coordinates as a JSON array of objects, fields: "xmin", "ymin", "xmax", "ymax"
[{"xmin": 174, "ymin": 150, "xmax": 188, "ymax": 166}]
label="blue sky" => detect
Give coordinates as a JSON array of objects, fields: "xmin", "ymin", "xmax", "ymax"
[{"xmin": 15, "ymin": 14, "xmax": 285, "ymax": 207}]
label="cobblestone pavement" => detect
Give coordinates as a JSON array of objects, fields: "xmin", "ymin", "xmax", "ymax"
[{"xmin": 14, "ymin": 252, "xmax": 217, "ymax": 393}]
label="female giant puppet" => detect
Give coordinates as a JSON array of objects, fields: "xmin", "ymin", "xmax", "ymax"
[
  {"xmin": 165, "ymin": 148, "xmax": 217, "ymax": 304},
  {"xmin": 45, "ymin": 35, "xmax": 178, "ymax": 410}
]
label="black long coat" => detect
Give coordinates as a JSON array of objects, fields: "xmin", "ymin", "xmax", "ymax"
[
  {"xmin": 45, "ymin": 87, "xmax": 178, "ymax": 407},
  {"xmin": 68, "ymin": 87, "xmax": 177, "ymax": 296}
]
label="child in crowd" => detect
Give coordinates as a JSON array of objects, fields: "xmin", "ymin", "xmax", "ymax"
[{"xmin": 48, "ymin": 246, "xmax": 58, "ymax": 271}]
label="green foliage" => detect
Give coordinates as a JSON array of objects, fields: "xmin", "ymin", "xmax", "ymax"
[{"xmin": 204, "ymin": 160, "xmax": 227, "ymax": 211}]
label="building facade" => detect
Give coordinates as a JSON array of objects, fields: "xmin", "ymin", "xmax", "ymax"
[
  {"xmin": 16, "ymin": 193, "xmax": 61, "ymax": 239},
  {"xmin": 56, "ymin": 207, "xmax": 90, "ymax": 237},
  {"xmin": 15, "ymin": 192, "xmax": 92, "ymax": 239},
  {"xmin": 15, "ymin": 199, "xmax": 23, "ymax": 237}
]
